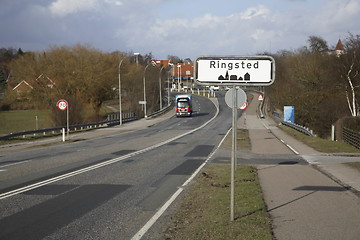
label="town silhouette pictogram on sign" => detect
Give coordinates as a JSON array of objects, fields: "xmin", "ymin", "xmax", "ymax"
[{"xmin": 218, "ymin": 70, "xmax": 250, "ymax": 81}]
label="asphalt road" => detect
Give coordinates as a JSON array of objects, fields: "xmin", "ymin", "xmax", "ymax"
[
  {"xmin": 3, "ymin": 91, "xmax": 359, "ymax": 240},
  {"xmin": 0, "ymin": 93, "xmax": 236, "ymax": 240}
]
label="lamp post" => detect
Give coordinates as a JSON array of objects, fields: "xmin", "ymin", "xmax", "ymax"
[
  {"xmin": 134, "ymin": 52, "xmax": 140, "ymax": 66},
  {"xmin": 159, "ymin": 65, "xmax": 165, "ymax": 110},
  {"xmin": 177, "ymin": 64, "xmax": 182, "ymax": 91},
  {"xmin": 168, "ymin": 63, "xmax": 174, "ymax": 106},
  {"xmin": 118, "ymin": 57, "xmax": 125, "ymax": 126},
  {"xmin": 143, "ymin": 61, "xmax": 156, "ymax": 118}
]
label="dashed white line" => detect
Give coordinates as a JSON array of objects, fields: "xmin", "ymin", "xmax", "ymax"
[
  {"xmin": 131, "ymin": 99, "xmax": 221, "ymax": 240},
  {"xmin": 0, "ymin": 160, "xmax": 31, "ymax": 172},
  {"xmin": 261, "ymin": 120, "xmax": 299, "ymax": 155}
]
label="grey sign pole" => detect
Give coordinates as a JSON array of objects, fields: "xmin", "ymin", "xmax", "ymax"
[
  {"xmin": 66, "ymin": 106, "xmax": 69, "ymax": 139},
  {"xmin": 194, "ymin": 55, "xmax": 275, "ymax": 222},
  {"xmin": 230, "ymin": 85, "xmax": 237, "ymax": 221}
]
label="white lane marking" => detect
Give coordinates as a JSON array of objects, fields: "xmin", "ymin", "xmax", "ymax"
[
  {"xmin": 0, "ymin": 98, "xmax": 220, "ymax": 201},
  {"xmin": 285, "ymin": 144, "xmax": 299, "ymax": 155},
  {"xmin": 131, "ymin": 110, "xmax": 226, "ymax": 240},
  {"xmin": 261, "ymin": 120, "xmax": 299, "ymax": 155},
  {"xmin": 0, "ymin": 160, "xmax": 31, "ymax": 171}
]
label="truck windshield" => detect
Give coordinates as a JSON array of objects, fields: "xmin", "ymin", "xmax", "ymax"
[{"xmin": 177, "ymin": 101, "xmax": 190, "ymax": 108}]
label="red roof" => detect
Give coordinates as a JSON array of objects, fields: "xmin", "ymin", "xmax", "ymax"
[{"xmin": 335, "ymin": 39, "xmax": 344, "ymax": 51}]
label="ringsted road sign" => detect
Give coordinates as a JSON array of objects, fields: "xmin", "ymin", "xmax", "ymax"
[{"xmin": 195, "ymin": 55, "xmax": 275, "ymax": 86}]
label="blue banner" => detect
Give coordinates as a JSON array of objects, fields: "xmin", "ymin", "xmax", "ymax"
[{"xmin": 284, "ymin": 106, "xmax": 294, "ymax": 123}]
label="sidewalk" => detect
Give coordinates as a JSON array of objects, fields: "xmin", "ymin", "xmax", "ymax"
[
  {"xmin": 240, "ymin": 94, "xmax": 360, "ymax": 240},
  {"xmin": 258, "ymin": 116, "xmax": 360, "ymax": 194}
]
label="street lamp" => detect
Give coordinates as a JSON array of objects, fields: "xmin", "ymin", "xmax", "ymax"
[
  {"xmin": 177, "ymin": 64, "xmax": 182, "ymax": 91},
  {"xmin": 143, "ymin": 61, "xmax": 156, "ymax": 118},
  {"xmin": 159, "ymin": 65, "xmax": 165, "ymax": 110},
  {"xmin": 168, "ymin": 63, "xmax": 174, "ymax": 106},
  {"xmin": 118, "ymin": 57, "xmax": 125, "ymax": 126},
  {"xmin": 134, "ymin": 52, "xmax": 140, "ymax": 66}
]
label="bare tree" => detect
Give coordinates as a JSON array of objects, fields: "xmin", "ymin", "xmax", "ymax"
[{"xmin": 339, "ymin": 33, "xmax": 360, "ymax": 116}]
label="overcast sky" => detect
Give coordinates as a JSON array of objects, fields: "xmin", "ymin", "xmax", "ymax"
[{"xmin": 1, "ymin": 0, "xmax": 359, "ymax": 60}]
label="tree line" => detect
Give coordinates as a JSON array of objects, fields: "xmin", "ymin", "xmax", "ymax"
[
  {"xmin": 268, "ymin": 33, "xmax": 360, "ymax": 138},
  {"xmin": 0, "ymin": 45, "xmax": 171, "ymax": 126},
  {"xmin": 1, "ymin": 33, "xmax": 359, "ymax": 138}
]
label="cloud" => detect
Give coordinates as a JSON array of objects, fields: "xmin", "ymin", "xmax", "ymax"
[
  {"xmin": 119, "ymin": 5, "xmax": 275, "ymax": 57},
  {"xmin": 49, "ymin": 0, "xmax": 99, "ymax": 16},
  {"xmin": 1, "ymin": 0, "xmax": 360, "ymax": 59},
  {"xmin": 48, "ymin": 0, "xmax": 124, "ymax": 16},
  {"xmin": 240, "ymin": 5, "xmax": 270, "ymax": 20}
]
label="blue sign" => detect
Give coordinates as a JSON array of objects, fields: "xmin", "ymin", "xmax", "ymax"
[{"xmin": 284, "ymin": 106, "xmax": 294, "ymax": 123}]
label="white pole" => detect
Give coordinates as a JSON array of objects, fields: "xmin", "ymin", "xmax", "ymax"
[
  {"xmin": 62, "ymin": 128, "xmax": 65, "ymax": 142},
  {"xmin": 35, "ymin": 116, "xmax": 38, "ymax": 130}
]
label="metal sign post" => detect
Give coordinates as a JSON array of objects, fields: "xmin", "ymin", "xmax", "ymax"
[
  {"xmin": 225, "ymin": 87, "xmax": 246, "ymax": 221},
  {"xmin": 230, "ymin": 85, "xmax": 237, "ymax": 221},
  {"xmin": 194, "ymin": 55, "xmax": 275, "ymax": 222},
  {"xmin": 57, "ymin": 99, "xmax": 69, "ymax": 140}
]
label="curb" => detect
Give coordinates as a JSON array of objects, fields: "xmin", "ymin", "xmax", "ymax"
[{"xmin": 311, "ymin": 164, "xmax": 360, "ymax": 198}]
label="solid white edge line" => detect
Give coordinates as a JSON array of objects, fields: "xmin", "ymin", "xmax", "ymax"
[
  {"xmin": 130, "ymin": 188, "xmax": 184, "ymax": 240},
  {"xmin": 260, "ymin": 119, "xmax": 299, "ymax": 155},
  {"xmin": 131, "ymin": 110, "xmax": 229, "ymax": 240}
]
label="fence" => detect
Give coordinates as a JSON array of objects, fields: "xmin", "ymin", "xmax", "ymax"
[
  {"xmin": 0, "ymin": 112, "xmax": 137, "ymax": 140},
  {"xmin": 343, "ymin": 127, "xmax": 360, "ymax": 149}
]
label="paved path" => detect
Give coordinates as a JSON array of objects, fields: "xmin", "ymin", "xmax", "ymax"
[{"xmin": 240, "ymin": 94, "xmax": 360, "ymax": 240}]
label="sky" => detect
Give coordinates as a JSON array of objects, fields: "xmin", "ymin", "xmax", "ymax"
[{"xmin": 1, "ymin": 0, "xmax": 359, "ymax": 60}]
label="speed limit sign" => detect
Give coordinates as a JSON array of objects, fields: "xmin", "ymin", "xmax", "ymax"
[{"xmin": 57, "ymin": 99, "xmax": 68, "ymax": 111}]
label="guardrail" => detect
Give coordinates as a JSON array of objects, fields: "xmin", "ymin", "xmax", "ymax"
[
  {"xmin": 145, "ymin": 103, "xmax": 173, "ymax": 119},
  {"xmin": 343, "ymin": 127, "xmax": 360, "ymax": 149},
  {"xmin": 272, "ymin": 112, "xmax": 315, "ymax": 137},
  {"xmin": 0, "ymin": 112, "xmax": 137, "ymax": 140}
]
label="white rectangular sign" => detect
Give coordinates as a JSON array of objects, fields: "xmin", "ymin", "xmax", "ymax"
[{"xmin": 195, "ymin": 56, "xmax": 275, "ymax": 86}]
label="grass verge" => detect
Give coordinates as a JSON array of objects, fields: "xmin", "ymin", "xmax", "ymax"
[
  {"xmin": 222, "ymin": 129, "xmax": 251, "ymax": 152},
  {"xmin": 163, "ymin": 164, "xmax": 273, "ymax": 240},
  {"xmin": 0, "ymin": 110, "xmax": 52, "ymax": 135},
  {"xmin": 279, "ymin": 125, "xmax": 360, "ymax": 173},
  {"xmin": 279, "ymin": 125, "xmax": 360, "ymax": 153}
]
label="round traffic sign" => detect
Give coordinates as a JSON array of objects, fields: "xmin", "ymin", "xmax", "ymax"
[
  {"xmin": 238, "ymin": 102, "xmax": 248, "ymax": 110},
  {"xmin": 57, "ymin": 99, "xmax": 68, "ymax": 111},
  {"xmin": 224, "ymin": 88, "xmax": 247, "ymax": 109}
]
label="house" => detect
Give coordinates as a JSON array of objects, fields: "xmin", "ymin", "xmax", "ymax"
[
  {"xmin": 34, "ymin": 74, "xmax": 56, "ymax": 88},
  {"xmin": 334, "ymin": 39, "xmax": 345, "ymax": 57},
  {"xmin": 154, "ymin": 60, "xmax": 171, "ymax": 68},
  {"xmin": 12, "ymin": 74, "xmax": 56, "ymax": 96},
  {"xmin": 172, "ymin": 62, "xmax": 194, "ymax": 90},
  {"xmin": 12, "ymin": 80, "xmax": 33, "ymax": 94}
]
